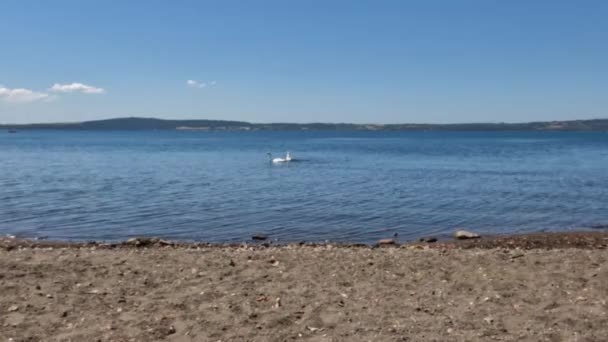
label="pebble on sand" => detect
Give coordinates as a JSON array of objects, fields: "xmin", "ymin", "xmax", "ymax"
[
  {"xmin": 453, "ymin": 230, "xmax": 481, "ymax": 240},
  {"xmin": 125, "ymin": 237, "xmax": 173, "ymax": 247},
  {"xmin": 252, "ymin": 234, "xmax": 268, "ymax": 241},
  {"xmin": 378, "ymin": 239, "xmax": 396, "ymax": 245}
]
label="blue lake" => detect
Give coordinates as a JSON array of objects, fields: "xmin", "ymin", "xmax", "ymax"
[{"xmin": 1, "ymin": 130, "xmax": 608, "ymax": 243}]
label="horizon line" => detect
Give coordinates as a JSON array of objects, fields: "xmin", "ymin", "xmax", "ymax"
[{"xmin": 2, "ymin": 115, "xmax": 608, "ymax": 127}]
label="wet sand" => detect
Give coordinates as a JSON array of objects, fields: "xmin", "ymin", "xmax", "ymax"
[{"xmin": 1, "ymin": 232, "xmax": 608, "ymax": 341}]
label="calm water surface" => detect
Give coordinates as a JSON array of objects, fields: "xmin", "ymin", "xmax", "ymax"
[{"xmin": 1, "ymin": 130, "xmax": 607, "ymax": 243}]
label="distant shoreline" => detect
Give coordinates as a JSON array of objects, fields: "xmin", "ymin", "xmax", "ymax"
[{"xmin": 2, "ymin": 117, "xmax": 608, "ymax": 131}]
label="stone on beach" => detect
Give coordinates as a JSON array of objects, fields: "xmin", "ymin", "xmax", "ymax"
[
  {"xmin": 378, "ymin": 238, "xmax": 396, "ymax": 245},
  {"xmin": 252, "ymin": 234, "xmax": 268, "ymax": 241},
  {"xmin": 125, "ymin": 237, "xmax": 174, "ymax": 247},
  {"xmin": 453, "ymin": 230, "xmax": 481, "ymax": 240}
]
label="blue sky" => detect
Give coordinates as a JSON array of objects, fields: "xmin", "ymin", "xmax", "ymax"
[{"xmin": 1, "ymin": 0, "xmax": 607, "ymax": 124}]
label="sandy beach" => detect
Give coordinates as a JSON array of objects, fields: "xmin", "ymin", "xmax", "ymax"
[{"xmin": 2, "ymin": 232, "xmax": 608, "ymax": 341}]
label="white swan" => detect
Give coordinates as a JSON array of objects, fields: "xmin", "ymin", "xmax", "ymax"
[{"xmin": 268, "ymin": 152, "xmax": 292, "ymax": 163}]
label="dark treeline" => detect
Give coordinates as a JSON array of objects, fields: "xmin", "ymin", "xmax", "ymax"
[{"xmin": 2, "ymin": 117, "xmax": 608, "ymax": 131}]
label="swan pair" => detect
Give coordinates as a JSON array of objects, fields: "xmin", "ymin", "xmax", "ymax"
[{"xmin": 267, "ymin": 152, "xmax": 292, "ymax": 163}]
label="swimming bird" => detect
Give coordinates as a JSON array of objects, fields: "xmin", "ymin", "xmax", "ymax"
[{"xmin": 268, "ymin": 152, "xmax": 292, "ymax": 163}]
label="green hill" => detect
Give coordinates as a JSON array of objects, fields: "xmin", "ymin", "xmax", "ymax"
[{"xmin": 2, "ymin": 117, "xmax": 608, "ymax": 131}]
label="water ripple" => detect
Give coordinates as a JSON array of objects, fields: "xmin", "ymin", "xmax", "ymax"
[{"xmin": 1, "ymin": 130, "xmax": 608, "ymax": 243}]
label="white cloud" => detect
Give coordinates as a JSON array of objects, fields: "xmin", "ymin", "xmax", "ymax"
[
  {"xmin": 0, "ymin": 85, "xmax": 49, "ymax": 103},
  {"xmin": 49, "ymin": 82, "xmax": 105, "ymax": 94},
  {"xmin": 187, "ymin": 79, "xmax": 216, "ymax": 89}
]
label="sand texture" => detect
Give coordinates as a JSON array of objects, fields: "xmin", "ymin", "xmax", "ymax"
[{"xmin": 1, "ymin": 233, "xmax": 608, "ymax": 341}]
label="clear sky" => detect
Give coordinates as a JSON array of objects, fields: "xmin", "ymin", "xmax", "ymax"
[{"xmin": 1, "ymin": 0, "xmax": 607, "ymax": 124}]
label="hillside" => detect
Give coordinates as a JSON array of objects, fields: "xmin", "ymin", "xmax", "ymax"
[{"xmin": 2, "ymin": 117, "xmax": 608, "ymax": 131}]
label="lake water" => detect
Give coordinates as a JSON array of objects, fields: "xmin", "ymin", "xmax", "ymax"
[{"xmin": 1, "ymin": 130, "xmax": 608, "ymax": 243}]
